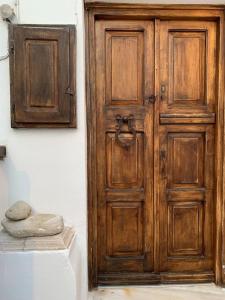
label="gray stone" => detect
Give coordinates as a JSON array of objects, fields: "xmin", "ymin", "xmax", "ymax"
[
  {"xmin": 5, "ymin": 201, "xmax": 32, "ymax": 221},
  {"xmin": 1, "ymin": 214, "xmax": 64, "ymax": 238}
]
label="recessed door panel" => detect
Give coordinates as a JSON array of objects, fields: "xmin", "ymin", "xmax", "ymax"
[
  {"xmin": 169, "ymin": 32, "xmax": 206, "ymax": 106},
  {"xmin": 26, "ymin": 40, "xmax": 58, "ymax": 109},
  {"xmin": 106, "ymin": 133, "xmax": 144, "ymax": 189},
  {"xmin": 107, "ymin": 202, "xmax": 143, "ymax": 257},
  {"xmin": 106, "ymin": 31, "xmax": 144, "ymax": 105},
  {"xmin": 168, "ymin": 201, "xmax": 204, "ymax": 256},
  {"xmin": 167, "ymin": 132, "xmax": 204, "ymax": 188},
  {"xmin": 160, "ymin": 21, "xmax": 216, "ymax": 113}
]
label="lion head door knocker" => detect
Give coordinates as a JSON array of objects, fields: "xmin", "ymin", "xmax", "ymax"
[{"xmin": 115, "ymin": 114, "xmax": 136, "ymax": 149}]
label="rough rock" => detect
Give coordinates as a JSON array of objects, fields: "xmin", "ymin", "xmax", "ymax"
[
  {"xmin": 1, "ymin": 214, "xmax": 64, "ymax": 238},
  {"xmin": 5, "ymin": 201, "xmax": 32, "ymax": 221}
]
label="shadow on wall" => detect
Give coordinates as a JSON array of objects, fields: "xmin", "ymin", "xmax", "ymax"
[
  {"xmin": 69, "ymin": 234, "xmax": 85, "ymax": 300},
  {"xmin": 0, "ymin": 153, "xmax": 31, "ymax": 220}
]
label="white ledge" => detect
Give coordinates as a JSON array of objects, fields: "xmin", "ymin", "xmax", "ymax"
[{"xmin": 0, "ymin": 226, "xmax": 75, "ymax": 251}]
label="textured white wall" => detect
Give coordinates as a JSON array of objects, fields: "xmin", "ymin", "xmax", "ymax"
[
  {"xmin": 0, "ymin": 1, "xmax": 225, "ymax": 299},
  {"xmin": 0, "ymin": 0, "xmax": 87, "ymax": 299}
]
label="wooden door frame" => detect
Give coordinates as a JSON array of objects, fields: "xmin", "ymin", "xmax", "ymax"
[{"xmin": 84, "ymin": 2, "xmax": 225, "ymax": 289}]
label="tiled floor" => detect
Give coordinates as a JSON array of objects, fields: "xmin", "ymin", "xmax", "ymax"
[{"xmin": 88, "ymin": 284, "xmax": 225, "ymax": 300}]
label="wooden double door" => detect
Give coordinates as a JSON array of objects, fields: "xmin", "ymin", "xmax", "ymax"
[{"xmin": 94, "ymin": 18, "xmax": 217, "ymax": 284}]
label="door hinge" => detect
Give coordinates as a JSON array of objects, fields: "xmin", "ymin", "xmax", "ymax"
[
  {"xmin": 10, "ymin": 40, "xmax": 15, "ymax": 55},
  {"xmin": 160, "ymin": 149, "xmax": 166, "ymax": 160},
  {"xmin": 12, "ymin": 103, "xmax": 15, "ymax": 114},
  {"xmin": 65, "ymin": 87, "xmax": 74, "ymax": 96},
  {"xmin": 160, "ymin": 150, "xmax": 167, "ymax": 179}
]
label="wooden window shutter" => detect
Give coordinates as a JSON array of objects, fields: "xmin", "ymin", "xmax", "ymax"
[{"xmin": 9, "ymin": 25, "xmax": 76, "ymax": 128}]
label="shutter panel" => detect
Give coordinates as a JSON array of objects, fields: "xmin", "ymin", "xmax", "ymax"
[{"xmin": 9, "ymin": 25, "xmax": 76, "ymax": 128}]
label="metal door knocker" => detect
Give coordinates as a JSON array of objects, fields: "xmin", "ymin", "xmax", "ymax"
[{"xmin": 115, "ymin": 114, "xmax": 136, "ymax": 149}]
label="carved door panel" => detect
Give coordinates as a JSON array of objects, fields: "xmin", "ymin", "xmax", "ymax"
[
  {"xmin": 95, "ymin": 20, "xmax": 155, "ymax": 275},
  {"xmin": 159, "ymin": 21, "xmax": 216, "ymax": 115},
  {"xmin": 159, "ymin": 20, "xmax": 216, "ymax": 274}
]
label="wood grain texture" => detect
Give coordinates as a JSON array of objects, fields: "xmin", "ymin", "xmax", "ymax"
[
  {"xmin": 97, "ymin": 271, "xmax": 214, "ymax": 285},
  {"xmin": 214, "ymin": 14, "xmax": 225, "ymax": 286},
  {"xmin": 86, "ymin": 9, "xmax": 98, "ymax": 289},
  {"xmin": 85, "ymin": 4, "xmax": 225, "ymax": 288},
  {"xmin": 84, "ymin": 1, "xmax": 225, "ymax": 10},
  {"xmin": 95, "ymin": 19, "xmax": 155, "ymax": 275},
  {"xmin": 159, "ymin": 125, "xmax": 215, "ymax": 273},
  {"xmin": 106, "ymin": 31, "xmax": 143, "ymax": 104},
  {"xmin": 9, "ymin": 24, "xmax": 76, "ymax": 128},
  {"xmin": 160, "ymin": 20, "xmax": 216, "ymax": 114}
]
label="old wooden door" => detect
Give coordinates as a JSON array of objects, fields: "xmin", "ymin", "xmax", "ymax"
[
  {"xmin": 96, "ymin": 20, "xmax": 155, "ymax": 279},
  {"xmin": 159, "ymin": 21, "xmax": 216, "ymax": 276},
  {"xmin": 94, "ymin": 18, "xmax": 217, "ymax": 284}
]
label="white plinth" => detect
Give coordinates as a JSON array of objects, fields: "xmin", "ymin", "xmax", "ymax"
[{"xmin": 0, "ymin": 228, "xmax": 81, "ymax": 300}]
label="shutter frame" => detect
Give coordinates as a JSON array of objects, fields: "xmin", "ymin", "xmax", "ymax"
[{"xmin": 9, "ymin": 24, "xmax": 76, "ymax": 128}]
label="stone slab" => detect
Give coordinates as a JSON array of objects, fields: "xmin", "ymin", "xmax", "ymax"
[
  {"xmin": 0, "ymin": 226, "xmax": 75, "ymax": 251},
  {"xmin": 88, "ymin": 285, "xmax": 225, "ymax": 300}
]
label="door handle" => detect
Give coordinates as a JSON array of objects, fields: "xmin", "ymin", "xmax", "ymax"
[
  {"xmin": 115, "ymin": 114, "xmax": 136, "ymax": 149},
  {"xmin": 145, "ymin": 95, "xmax": 157, "ymax": 104},
  {"xmin": 160, "ymin": 85, "xmax": 166, "ymax": 101}
]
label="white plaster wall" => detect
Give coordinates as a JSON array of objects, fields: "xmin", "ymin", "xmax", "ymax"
[
  {"xmin": 0, "ymin": 1, "xmax": 225, "ymax": 300},
  {"xmin": 0, "ymin": 0, "xmax": 86, "ymax": 223},
  {"xmin": 0, "ymin": 0, "xmax": 87, "ymax": 299}
]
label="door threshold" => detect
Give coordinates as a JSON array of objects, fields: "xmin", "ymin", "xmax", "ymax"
[{"xmin": 97, "ymin": 271, "xmax": 214, "ymax": 286}]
